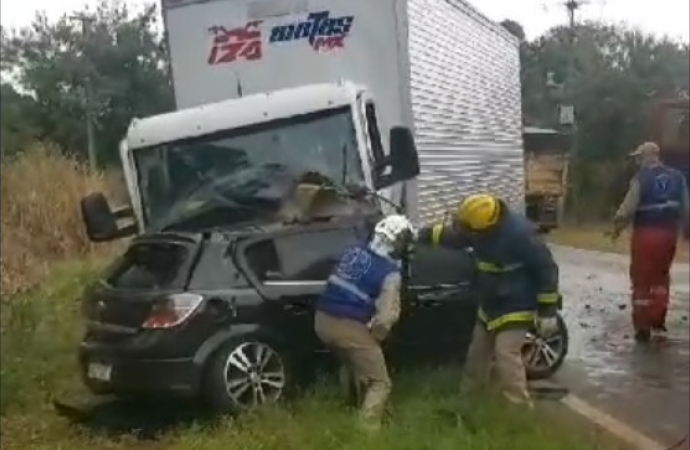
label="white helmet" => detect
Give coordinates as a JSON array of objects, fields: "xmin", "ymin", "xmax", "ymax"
[{"xmin": 370, "ymin": 214, "xmax": 417, "ymax": 259}]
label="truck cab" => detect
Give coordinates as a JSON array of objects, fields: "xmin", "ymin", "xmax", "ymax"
[{"xmin": 83, "ymin": 82, "xmax": 419, "ymax": 240}]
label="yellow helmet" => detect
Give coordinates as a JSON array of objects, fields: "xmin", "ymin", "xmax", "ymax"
[{"xmin": 455, "ymin": 194, "xmax": 501, "ymax": 231}]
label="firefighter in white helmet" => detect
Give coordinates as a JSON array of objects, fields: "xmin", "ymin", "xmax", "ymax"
[{"xmin": 314, "ymin": 214, "xmax": 417, "ymax": 430}]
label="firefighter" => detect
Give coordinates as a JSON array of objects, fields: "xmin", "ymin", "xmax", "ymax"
[
  {"xmin": 417, "ymin": 194, "xmax": 561, "ymax": 407},
  {"xmin": 314, "ymin": 214, "xmax": 416, "ymax": 430},
  {"xmin": 611, "ymin": 141, "xmax": 690, "ymax": 343}
]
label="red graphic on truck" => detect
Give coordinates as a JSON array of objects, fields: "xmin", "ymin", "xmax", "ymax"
[{"xmin": 207, "ymin": 21, "xmax": 263, "ymax": 65}]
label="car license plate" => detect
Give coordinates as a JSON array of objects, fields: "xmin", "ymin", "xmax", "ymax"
[{"xmin": 87, "ymin": 362, "xmax": 112, "ymax": 382}]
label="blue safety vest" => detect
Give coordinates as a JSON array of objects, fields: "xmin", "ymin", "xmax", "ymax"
[
  {"xmin": 634, "ymin": 164, "xmax": 684, "ymax": 228},
  {"xmin": 317, "ymin": 245, "xmax": 399, "ymax": 323}
]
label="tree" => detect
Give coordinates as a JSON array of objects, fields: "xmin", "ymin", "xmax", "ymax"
[
  {"xmin": 0, "ymin": 83, "xmax": 41, "ymax": 157},
  {"xmin": 522, "ymin": 22, "xmax": 689, "ymax": 162},
  {"xmin": 0, "ymin": 0, "xmax": 174, "ymax": 165},
  {"xmin": 518, "ymin": 22, "xmax": 689, "ymax": 219},
  {"xmin": 500, "ymin": 19, "xmax": 526, "ymax": 42}
]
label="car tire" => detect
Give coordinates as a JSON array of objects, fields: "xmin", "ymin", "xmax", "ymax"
[
  {"xmin": 203, "ymin": 337, "xmax": 291, "ymax": 414},
  {"xmin": 523, "ymin": 314, "xmax": 568, "ymax": 380}
]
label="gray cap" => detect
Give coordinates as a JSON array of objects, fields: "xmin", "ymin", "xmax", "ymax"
[{"xmin": 629, "ymin": 141, "xmax": 660, "ymax": 157}]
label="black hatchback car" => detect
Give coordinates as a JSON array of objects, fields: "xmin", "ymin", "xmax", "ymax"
[{"xmin": 78, "ymin": 176, "xmax": 567, "ymax": 414}]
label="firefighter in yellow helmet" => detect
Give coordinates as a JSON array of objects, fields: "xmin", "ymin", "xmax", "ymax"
[{"xmin": 417, "ymin": 194, "xmax": 561, "ymax": 406}]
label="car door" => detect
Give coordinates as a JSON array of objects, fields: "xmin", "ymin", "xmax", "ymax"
[
  {"xmin": 242, "ymin": 224, "xmax": 363, "ymax": 364},
  {"xmin": 386, "ymin": 244, "xmax": 479, "ymax": 366}
]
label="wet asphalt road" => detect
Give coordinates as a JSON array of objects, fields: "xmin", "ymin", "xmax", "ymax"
[{"xmin": 551, "ymin": 245, "xmax": 690, "ymax": 447}]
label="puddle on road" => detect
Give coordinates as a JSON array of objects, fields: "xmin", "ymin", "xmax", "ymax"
[{"xmin": 558, "ymin": 258, "xmax": 690, "ymax": 397}]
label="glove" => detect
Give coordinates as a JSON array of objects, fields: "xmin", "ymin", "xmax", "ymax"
[
  {"xmin": 535, "ymin": 316, "xmax": 560, "ymax": 336},
  {"xmin": 369, "ymin": 322, "xmax": 389, "ymax": 342},
  {"xmin": 608, "ymin": 216, "xmax": 627, "ymax": 242}
]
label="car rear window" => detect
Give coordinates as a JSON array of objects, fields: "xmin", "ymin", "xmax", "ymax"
[{"xmin": 106, "ymin": 242, "xmax": 189, "ymax": 290}]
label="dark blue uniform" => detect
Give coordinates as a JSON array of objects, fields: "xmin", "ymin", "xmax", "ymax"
[
  {"xmin": 317, "ymin": 245, "xmax": 400, "ymax": 324},
  {"xmin": 634, "ymin": 164, "xmax": 686, "ymax": 229},
  {"xmin": 419, "ymin": 206, "xmax": 560, "ymax": 331}
]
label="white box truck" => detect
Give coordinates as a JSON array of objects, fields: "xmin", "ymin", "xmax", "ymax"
[
  {"xmin": 75, "ymin": 1, "xmax": 561, "ymax": 409},
  {"xmin": 99, "ymin": 0, "xmax": 524, "ymax": 234}
]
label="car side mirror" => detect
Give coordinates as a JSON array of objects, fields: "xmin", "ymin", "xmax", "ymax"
[
  {"xmin": 80, "ymin": 192, "xmax": 137, "ymax": 242},
  {"xmin": 373, "ymin": 126, "xmax": 421, "ymax": 190}
]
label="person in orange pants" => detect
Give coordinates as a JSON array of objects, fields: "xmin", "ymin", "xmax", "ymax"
[{"xmin": 612, "ymin": 142, "xmax": 690, "ymax": 342}]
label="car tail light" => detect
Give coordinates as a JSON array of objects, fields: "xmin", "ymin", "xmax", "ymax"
[{"xmin": 142, "ymin": 293, "xmax": 204, "ymax": 329}]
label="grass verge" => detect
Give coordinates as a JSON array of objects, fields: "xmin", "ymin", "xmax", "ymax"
[
  {"xmin": 548, "ymin": 224, "xmax": 689, "ymax": 262},
  {"xmin": 1, "ymin": 262, "xmax": 628, "ymax": 450}
]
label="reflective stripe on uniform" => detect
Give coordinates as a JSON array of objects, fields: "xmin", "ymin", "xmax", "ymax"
[
  {"xmin": 431, "ymin": 224, "xmax": 444, "ymax": 247},
  {"xmin": 478, "ymin": 308, "xmax": 535, "ymax": 331},
  {"xmin": 327, "ymin": 275, "xmax": 372, "ymax": 303},
  {"xmin": 537, "ymin": 292, "xmax": 560, "ymax": 304},
  {"xmin": 476, "ymin": 260, "xmax": 524, "ymax": 273},
  {"xmin": 637, "ymin": 200, "xmax": 681, "ymax": 212},
  {"xmin": 650, "ymin": 286, "xmax": 668, "ymax": 295}
]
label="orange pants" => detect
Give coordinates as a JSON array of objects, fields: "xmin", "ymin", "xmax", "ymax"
[{"xmin": 630, "ymin": 227, "xmax": 678, "ymax": 331}]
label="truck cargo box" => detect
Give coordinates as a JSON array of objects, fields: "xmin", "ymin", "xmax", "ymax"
[{"xmin": 162, "ymin": 0, "xmax": 525, "ymax": 224}]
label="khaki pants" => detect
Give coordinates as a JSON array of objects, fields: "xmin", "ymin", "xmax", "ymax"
[
  {"xmin": 314, "ymin": 311, "xmax": 391, "ymax": 426},
  {"xmin": 462, "ymin": 323, "xmax": 532, "ymax": 407}
]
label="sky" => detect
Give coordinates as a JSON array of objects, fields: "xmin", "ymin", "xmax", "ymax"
[{"xmin": 1, "ymin": 0, "xmax": 688, "ymax": 42}]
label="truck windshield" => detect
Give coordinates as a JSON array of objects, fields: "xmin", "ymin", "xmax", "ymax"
[{"xmin": 132, "ymin": 107, "xmax": 365, "ymax": 230}]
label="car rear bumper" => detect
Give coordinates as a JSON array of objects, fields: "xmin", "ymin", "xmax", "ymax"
[{"xmin": 79, "ymin": 343, "xmax": 202, "ymax": 397}]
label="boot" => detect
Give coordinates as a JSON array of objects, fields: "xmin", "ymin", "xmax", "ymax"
[
  {"xmin": 356, "ymin": 416, "xmax": 382, "ymax": 433},
  {"xmin": 503, "ymin": 391, "xmax": 535, "ymax": 410},
  {"xmin": 357, "ymin": 381, "xmax": 390, "ymax": 432},
  {"xmin": 634, "ymin": 329, "xmax": 651, "ymax": 343},
  {"xmin": 651, "ymin": 325, "xmax": 668, "ymax": 342}
]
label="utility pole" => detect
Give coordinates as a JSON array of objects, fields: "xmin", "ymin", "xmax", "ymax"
[
  {"xmin": 564, "ymin": 1, "xmax": 583, "ymax": 98},
  {"xmin": 557, "ymin": 0, "xmax": 585, "ymax": 126},
  {"xmin": 70, "ymin": 14, "xmax": 97, "ymax": 172},
  {"xmin": 560, "ymin": 0, "xmax": 586, "ymax": 221}
]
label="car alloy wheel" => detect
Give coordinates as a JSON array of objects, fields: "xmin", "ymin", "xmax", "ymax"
[
  {"xmin": 222, "ymin": 341, "xmax": 286, "ymax": 409},
  {"xmin": 523, "ymin": 331, "xmax": 564, "ymax": 372}
]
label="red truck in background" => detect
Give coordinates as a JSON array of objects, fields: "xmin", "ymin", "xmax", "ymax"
[{"xmin": 647, "ymin": 97, "xmax": 689, "ymax": 190}]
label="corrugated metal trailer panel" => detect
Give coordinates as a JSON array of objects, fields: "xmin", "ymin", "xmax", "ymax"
[{"xmin": 407, "ymin": 0, "xmax": 525, "ymax": 225}]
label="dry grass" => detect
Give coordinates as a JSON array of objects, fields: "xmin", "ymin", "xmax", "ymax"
[
  {"xmin": 0, "ymin": 143, "xmax": 126, "ymax": 296},
  {"xmin": 548, "ymin": 224, "xmax": 689, "ymax": 262}
]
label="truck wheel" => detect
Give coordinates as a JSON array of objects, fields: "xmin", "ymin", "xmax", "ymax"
[
  {"xmin": 203, "ymin": 337, "xmax": 291, "ymax": 414},
  {"xmin": 523, "ymin": 314, "xmax": 568, "ymax": 380}
]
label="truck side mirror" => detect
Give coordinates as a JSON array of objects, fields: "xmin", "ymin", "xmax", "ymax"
[
  {"xmin": 80, "ymin": 193, "xmax": 137, "ymax": 242},
  {"xmin": 373, "ymin": 126, "xmax": 421, "ymax": 190}
]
